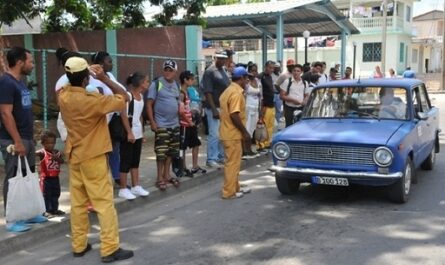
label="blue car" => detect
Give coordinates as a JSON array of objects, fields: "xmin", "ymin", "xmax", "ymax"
[{"xmin": 270, "ymin": 78, "xmax": 440, "ymax": 203}]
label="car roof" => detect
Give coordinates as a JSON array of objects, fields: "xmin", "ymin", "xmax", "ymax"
[{"xmin": 318, "ymin": 78, "xmax": 424, "ymax": 90}]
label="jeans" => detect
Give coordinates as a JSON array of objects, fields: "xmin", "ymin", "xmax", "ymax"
[
  {"xmin": 108, "ymin": 140, "xmax": 120, "ymax": 180},
  {"xmin": 274, "ymin": 94, "xmax": 283, "ymax": 122},
  {"xmin": 42, "ymin": 177, "xmax": 61, "ymax": 213},
  {"xmin": 204, "ymin": 108, "xmax": 224, "ymax": 162}
]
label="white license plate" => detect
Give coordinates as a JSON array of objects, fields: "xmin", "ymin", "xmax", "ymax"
[{"xmin": 311, "ymin": 176, "xmax": 349, "ymax": 186}]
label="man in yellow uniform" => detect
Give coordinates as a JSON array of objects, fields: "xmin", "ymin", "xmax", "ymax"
[
  {"xmin": 58, "ymin": 57, "xmax": 134, "ymax": 263},
  {"xmin": 219, "ymin": 67, "xmax": 252, "ymax": 199}
]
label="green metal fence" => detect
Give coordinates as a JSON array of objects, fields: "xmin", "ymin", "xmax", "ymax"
[{"xmin": 1, "ymin": 48, "xmax": 207, "ymax": 130}]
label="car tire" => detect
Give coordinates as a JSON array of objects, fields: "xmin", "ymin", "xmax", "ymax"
[
  {"xmin": 420, "ymin": 144, "xmax": 436, "ymax": 171},
  {"xmin": 387, "ymin": 157, "xmax": 413, "ymax": 203},
  {"xmin": 275, "ymin": 173, "xmax": 300, "ymax": 195}
]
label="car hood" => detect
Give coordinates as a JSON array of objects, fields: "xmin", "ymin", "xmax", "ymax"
[{"xmin": 275, "ymin": 119, "xmax": 406, "ymax": 145}]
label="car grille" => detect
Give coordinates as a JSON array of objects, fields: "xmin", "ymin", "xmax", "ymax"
[{"xmin": 289, "ymin": 144, "xmax": 375, "ymax": 166}]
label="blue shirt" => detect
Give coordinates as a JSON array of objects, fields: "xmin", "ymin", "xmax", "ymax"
[
  {"xmin": 0, "ymin": 73, "xmax": 34, "ymax": 140},
  {"xmin": 402, "ymin": 70, "xmax": 415, "ymax": 78},
  {"xmin": 146, "ymin": 77, "xmax": 180, "ymax": 128}
]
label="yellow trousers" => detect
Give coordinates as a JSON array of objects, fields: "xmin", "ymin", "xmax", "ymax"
[
  {"xmin": 222, "ymin": 140, "xmax": 242, "ymax": 198},
  {"xmin": 258, "ymin": 106, "xmax": 275, "ymax": 149},
  {"xmin": 69, "ymin": 154, "xmax": 119, "ymax": 257}
]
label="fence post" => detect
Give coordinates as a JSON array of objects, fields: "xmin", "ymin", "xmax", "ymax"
[
  {"xmin": 41, "ymin": 50, "xmax": 48, "ymax": 130},
  {"xmin": 24, "ymin": 35, "xmax": 37, "ymax": 99},
  {"xmin": 185, "ymin": 25, "xmax": 202, "ymax": 74},
  {"xmin": 150, "ymin": 58, "xmax": 155, "ymax": 81}
]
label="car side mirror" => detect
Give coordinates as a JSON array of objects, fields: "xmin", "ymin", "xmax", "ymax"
[
  {"xmin": 417, "ymin": 112, "xmax": 428, "ymax": 121},
  {"xmin": 293, "ymin": 110, "xmax": 303, "ymax": 123}
]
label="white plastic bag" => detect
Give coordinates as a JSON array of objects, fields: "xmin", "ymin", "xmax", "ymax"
[{"xmin": 5, "ymin": 157, "xmax": 46, "ymax": 222}]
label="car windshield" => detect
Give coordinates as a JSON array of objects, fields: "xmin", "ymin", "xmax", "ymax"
[{"xmin": 304, "ymin": 86, "xmax": 408, "ymax": 120}]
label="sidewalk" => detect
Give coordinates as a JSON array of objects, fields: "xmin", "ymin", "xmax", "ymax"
[{"xmin": 0, "ymin": 129, "xmax": 271, "ymax": 256}]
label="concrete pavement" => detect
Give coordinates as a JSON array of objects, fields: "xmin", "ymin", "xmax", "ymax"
[{"xmin": 0, "ymin": 129, "xmax": 270, "ymax": 256}]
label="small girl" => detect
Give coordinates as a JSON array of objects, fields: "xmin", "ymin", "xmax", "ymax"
[
  {"xmin": 118, "ymin": 72, "xmax": 150, "ymax": 200},
  {"xmin": 179, "ymin": 70, "xmax": 207, "ymax": 175},
  {"xmin": 36, "ymin": 131, "xmax": 65, "ymax": 217}
]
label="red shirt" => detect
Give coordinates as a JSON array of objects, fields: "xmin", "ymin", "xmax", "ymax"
[{"xmin": 37, "ymin": 149, "xmax": 61, "ymax": 178}]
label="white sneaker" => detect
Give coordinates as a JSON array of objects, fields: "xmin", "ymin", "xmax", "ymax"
[
  {"xmin": 206, "ymin": 161, "xmax": 222, "ymax": 168},
  {"xmin": 240, "ymin": 187, "xmax": 251, "ymax": 194},
  {"xmin": 131, "ymin": 186, "xmax": 149, "ymax": 197},
  {"xmin": 119, "ymin": 188, "xmax": 136, "ymax": 200},
  {"xmin": 222, "ymin": 192, "xmax": 244, "ymax": 199}
]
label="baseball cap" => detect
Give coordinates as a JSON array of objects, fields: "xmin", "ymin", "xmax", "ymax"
[
  {"xmin": 286, "ymin": 58, "xmax": 295, "ymax": 66},
  {"xmin": 64, "ymin": 57, "xmax": 88, "ymax": 74},
  {"xmin": 214, "ymin": 49, "xmax": 228, "ymax": 59},
  {"xmin": 232, "ymin": 66, "xmax": 248, "ymax": 78},
  {"xmin": 274, "ymin": 62, "xmax": 281, "ymax": 68},
  {"xmin": 163, "ymin": 59, "xmax": 177, "ymax": 71}
]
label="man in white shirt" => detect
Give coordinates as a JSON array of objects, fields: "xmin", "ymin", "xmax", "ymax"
[{"xmin": 279, "ymin": 64, "xmax": 308, "ymax": 127}]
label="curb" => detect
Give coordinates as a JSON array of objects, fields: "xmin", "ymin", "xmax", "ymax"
[{"xmin": 0, "ymin": 154, "xmax": 271, "ymax": 257}]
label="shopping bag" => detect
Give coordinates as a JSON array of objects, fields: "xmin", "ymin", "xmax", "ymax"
[
  {"xmin": 5, "ymin": 157, "xmax": 46, "ymax": 222},
  {"xmin": 253, "ymin": 121, "xmax": 268, "ymax": 142}
]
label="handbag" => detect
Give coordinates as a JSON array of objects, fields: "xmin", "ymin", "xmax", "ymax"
[
  {"xmin": 108, "ymin": 113, "xmax": 126, "ymax": 142},
  {"xmin": 253, "ymin": 121, "xmax": 268, "ymax": 142},
  {"xmin": 6, "ymin": 157, "xmax": 46, "ymax": 222}
]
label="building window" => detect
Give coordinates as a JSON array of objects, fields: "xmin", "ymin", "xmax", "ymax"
[
  {"xmin": 400, "ymin": 43, "xmax": 405, "ymax": 63},
  {"xmin": 363, "ymin": 42, "xmax": 381, "ymax": 62},
  {"xmin": 412, "ymin": 48, "xmax": 418, "ymax": 63},
  {"xmin": 406, "ymin": 6, "xmax": 411, "ymax": 22}
]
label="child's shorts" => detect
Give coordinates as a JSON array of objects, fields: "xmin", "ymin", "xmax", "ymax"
[{"xmin": 180, "ymin": 126, "xmax": 201, "ymax": 150}]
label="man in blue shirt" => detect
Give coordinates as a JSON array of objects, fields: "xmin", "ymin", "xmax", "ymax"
[
  {"xmin": 402, "ymin": 67, "xmax": 416, "ymax": 78},
  {"xmin": 0, "ymin": 47, "xmax": 47, "ymax": 232},
  {"xmin": 146, "ymin": 59, "xmax": 181, "ymax": 191}
]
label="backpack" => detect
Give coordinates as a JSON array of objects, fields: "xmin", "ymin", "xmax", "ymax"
[
  {"xmin": 286, "ymin": 77, "xmax": 307, "ymax": 95},
  {"xmin": 143, "ymin": 77, "xmax": 180, "ymax": 123}
]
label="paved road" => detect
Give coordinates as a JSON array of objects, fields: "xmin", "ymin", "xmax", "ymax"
[
  {"xmin": 2, "ymin": 94, "xmax": 445, "ymax": 265},
  {"xmin": 1, "ymin": 153, "xmax": 444, "ymax": 265}
]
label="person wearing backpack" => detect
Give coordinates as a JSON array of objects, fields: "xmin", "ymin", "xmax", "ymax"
[
  {"xmin": 279, "ymin": 64, "xmax": 309, "ymax": 127},
  {"xmin": 146, "ymin": 60, "xmax": 181, "ymax": 191},
  {"xmin": 118, "ymin": 72, "xmax": 150, "ymax": 200}
]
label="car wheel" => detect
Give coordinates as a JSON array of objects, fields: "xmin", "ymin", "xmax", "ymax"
[
  {"xmin": 421, "ymin": 144, "xmax": 436, "ymax": 170},
  {"xmin": 387, "ymin": 157, "xmax": 413, "ymax": 203},
  {"xmin": 275, "ymin": 173, "xmax": 300, "ymax": 195}
]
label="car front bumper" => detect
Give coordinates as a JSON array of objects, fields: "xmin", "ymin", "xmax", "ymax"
[{"xmin": 269, "ymin": 165, "xmax": 403, "ymax": 185}]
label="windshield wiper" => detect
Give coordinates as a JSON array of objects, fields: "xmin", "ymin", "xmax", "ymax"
[{"xmin": 344, "ymin": 110, "xmax": 379, "ymax": 120}]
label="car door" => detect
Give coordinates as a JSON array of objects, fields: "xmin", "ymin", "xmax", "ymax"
[{"xmin": 412, "ymin": 84, "xmax": 436, "ymax": 166}]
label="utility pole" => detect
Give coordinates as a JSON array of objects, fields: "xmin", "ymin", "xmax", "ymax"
[
  {"xmin": 381, "ymin": 0, "xmax": 388, "ymax": 74},
  {"xmin": 442, "ymin": 9, "xmax": 445, "ymax": 90}
]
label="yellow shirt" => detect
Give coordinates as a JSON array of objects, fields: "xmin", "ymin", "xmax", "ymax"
[
  {"xmin": 219, "ymin": 82, "xmax": 246, "ymax": 141},
  {"xmin": 58, "ymin": 85, "xmax": 125, "ymax": 164}
]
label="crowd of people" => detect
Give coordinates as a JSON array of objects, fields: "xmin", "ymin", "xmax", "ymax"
[{"xmin": 0, "ymin": 45, "xmax": 417, "ymax": 262}]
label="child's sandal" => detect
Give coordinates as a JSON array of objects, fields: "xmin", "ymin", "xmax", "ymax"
[{"xmin": 191, "ymin": 167, "xmax": 207, "ymax": 174}]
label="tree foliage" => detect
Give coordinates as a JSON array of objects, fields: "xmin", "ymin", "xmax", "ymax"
[
  {"xmin": 43, "ymin": 0, "xmax": 147, "ymax": 32},
  {"xmin": 0, "ymin": 0, "xmax": 45, "ymax": 27},
  {"xmin": 149, "ymin": 0, "xmax": 206, "ymax": 26},
  {"xmin": 1, "ymin": 0, "xmax": 269, "ymax": 33}
]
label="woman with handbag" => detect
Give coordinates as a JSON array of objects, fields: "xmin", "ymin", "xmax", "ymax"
[
  {"xmin": 243, "ymin": 64, "xmax": 261, "ymax": 158},
  {"xmin": 89, "ymin": 51, "xmax": 134, "ymax": 187}
]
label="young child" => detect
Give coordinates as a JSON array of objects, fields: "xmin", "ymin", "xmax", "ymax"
[
  {"xmin": 36, "ymin": 131, "xmax": 65, "ymax": 218},
  {"xmin": 179, "ymin": 70, "xmax": 207, "ymax": 175}
]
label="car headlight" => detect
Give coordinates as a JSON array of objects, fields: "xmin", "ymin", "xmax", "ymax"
[
  {"xmin": 373, "ymin": 147, "xmax": 393, "ymax": 167},
  {"xmin": 273, "ymin": 142, "xmax": 291, "ymax": 160}
]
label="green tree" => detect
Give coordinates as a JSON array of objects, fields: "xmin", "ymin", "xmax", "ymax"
[
  {"xmin": 149, "ymin": 0, "xmax": 207, "ymax": 26},
  {"xmin": 43, "ymin": 0, "xmax": 147, "ymax": 32},
  {"xmin": 0, "ymin": 0, "xmax": 45, "ymax": 27}
]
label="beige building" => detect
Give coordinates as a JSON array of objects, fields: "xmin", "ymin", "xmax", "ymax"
[{"xmin": 412, "ymin": 10, "xmax": 443, "ymax": 74}]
